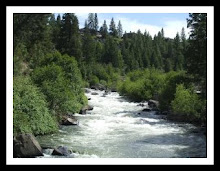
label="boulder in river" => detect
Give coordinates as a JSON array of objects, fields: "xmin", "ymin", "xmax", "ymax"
[
  {"xmin": 85, "ymin": 89, "xmax": 91, "ymax": 93},
  {"xmin": 148, "ymin": 99, "xmax": 159, "ymax": 110},
  {"xmin": 110, "ymin": 88, "xmax": 117, "ymax": 92},
  {"xmin": 142, "ymin": 107, "xmax": 151, "ymax": 112},
  {"xmin": 137, "ymin": 103, "xmax": 145, "ymax": 107},
  {"xmin": 52, "ymin": 146, "xmax": 72, "ymax": 156},
  {"xmin": 91, "ymin": 83, "xmax": 106, "ymax": 91},
  {"xmin": 61, "ymin": 117, "xmax": 79, "ymax": 125},
  {"xmin": 79, "ymin": 105, "xmax": 94, "ymax": 114},
  {"xmin": 13, "ymin": 134, "xmax": 43, "ymax": 158},
  {"xmin": 91, "ymin": 92, "xmax": 99, "ymax": 95}
]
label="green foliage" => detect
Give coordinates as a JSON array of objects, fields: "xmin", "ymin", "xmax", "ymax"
[
  {"xmin": 81, "ymin": 62, "xmax": 122, "ymax": 90},
  {"xmin": 82, "ymin": 30, "xmax": 96, "ymax": 63},
  {"xmin": 57, "ymin": 13, "xmax": 82, "ymax": 60},
  {"xmin": 31, "ymin": 52, "xmax": 87, "ymax": 115},
  {"xmin": 158, "ymin": 70, "xmax": 187, "ymax": 111},
  {"xmin": 109, "ymin": 18, "xmax": 118, "ymax": 37},
  {"xmin": 118, "ymin": 69, "xmax": 165, "ymax": 101},
  {"xmin": 13, "ymin": 14, "xmax": 52, "ymax": 50},
  {"xmin": 171, "ymin": 84, "xmax": 206, "ymax": 122},
  {"xmin": 13, "ymin": 76, "xmax": 58, "ymax": 136},
  {"xmin": 102, "ymin": 36, "xmax": 124, "ymax": 69},
  {"xmin": 186, "ymin": 13, "xmax": 207, "ymax": 98},
  {"xmin": 90, "ymin": 75, "xmax": 99, "ymax": 86},
  {"xmin": 13, "ymin": 43, "xmax": 29, "ymax": 76}
]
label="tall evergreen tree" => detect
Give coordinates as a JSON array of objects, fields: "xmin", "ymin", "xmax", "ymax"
[
  {"xmin": 161, "ymin": 28, "xmax": 165, "ymax": 38},
  {"xmin": 109, "ymin": 18, "xmax": 117, "ymax": 37},
  {"xmin": 102, "ymin": 36, "xmax": 123, "ymax": 68},
  {"xmin": 94, "ymin": 13, "xmax": 99, "ymax": 32},
  {"xmin": 88, "ymin": 13, "xmax": 95, "ymax": 31},
  {"xmin": 100, "ymin": 20, "xmax": 108, "ymax": 38},
  {"xmin": 173, "ymin": 32, "xmax": 184, "ymax": 71},
  {"xmin": 14, "ymin": 13, "xmax": 51, "ymax": 51},
  {"xmin": 58, "ymin": 13, "xmax": 82, "ymax": 60},
  {"xmin": 117, "ymin": 20, "xmax": 123, "ymax": 38},
  {"xmin": 186, "ymin": 13, "xmax": 207, "ymax": 97},
  {"xmin": 82, "ymin": 29, "xmax": 96, "ymax": 64}
]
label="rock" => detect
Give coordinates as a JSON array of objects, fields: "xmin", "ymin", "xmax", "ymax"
[
  {"xmin": 52, "ymin": 146, "xmax": 72, "ymax": 156},
  {"xmin": 88, "ymin": 98, "xmax": 91, "ymax": 100},
  {"xmin": 87, "ymin": 105, "xmax": 93, "ymax": 111},
  {"xmin": 85, "ymin": 89, "xmax": 91, "ymax": 93},
  {"xmin": 148, "ymin": 100, "xmax": 159, "ymax": 110},
  {"xmin": 111, "ymin": 88, "xmax": 117, "ymax": 92},
  {"xmin": 161, "ymin": 115, "xmax": 167, "ymax": 120},
  {"xmin": 91, "ymin": 92, "xmax": 98, "ymax": 95},
  {"xmin": 155, "ymin": 111, "xmax": 161, "ymax": 115},
  {"xmin": 161, "ymin": 111, "xmax": 169, "ymax": 115},
  {"xmin": 142, "ymin": 108, "xmax": 151, "ymax": 112},
  {"xmin": 13, "ymin": 134, "xmax": 43, "ymax": 158},
  {"xmin": 102, "ymin": 90, "xmax": 110, "ymax": 97},
  {"xmin": 61, "ymin": 115, "xmax": 78, "ymax": 125},
  {"xmin": 79, "ymin": 105, "xmax": 94, "ymax": 114},
  {"xmin": 91, "ymin": 83, "xmax": 106, "ymax": 91},
  {"xmin": 137, "ymin": 103, "xmax": 145, "ymax": 107},
  {"xmin": 61, "ymin": 117, "xmax": 78, "ymax": 125}
]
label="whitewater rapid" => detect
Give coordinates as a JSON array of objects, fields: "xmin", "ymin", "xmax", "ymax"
[{"xmin": 37, "ymin": 88, "xmax": 206, "ymax": 158}]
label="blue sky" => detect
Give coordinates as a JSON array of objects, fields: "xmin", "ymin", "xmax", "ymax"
[
  {"xmin": 56, "ymin": 13, "xmax": 190, "ymax": 38},
  {"xmin": 76, "ymin": 13, "xmax": 190, "ymax": 38}
]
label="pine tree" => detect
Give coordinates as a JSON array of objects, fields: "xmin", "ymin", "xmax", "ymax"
[
  {"xmin": 180, "ymin": 27, "xmax": 188, "ymax": 68},
  {"xmin": 102, "ymin": 36, "xmax": 123, "ymax": 68},
  {"xmin": 109, "ymin": 18, "xmax": 117, "ymax": 37},
  {"xmin": 181, "ymin": 27, "xmax": 186, "ymax": 49},
  {"xmin": 165, "ymin": 40, "xmax": 174, "ymax": 71},
  {"xmin": 88, "ymin": 13, "xmax": 94, "ymax": 31},
  {"xmin": 186, "ymin": 13, "xmax": 207, "ymax": 97},
  {"xmin": 50, "ymin": 14, "xmax": 61, "ymax": 50},
  {"xmin": 94, "ymin": 13, "xmax": 99, "ymax": 32},
  {"xmin": 14, "ymin": 13, "xmax": 51, "ymax": 51},
  {"xmin": 100, "ymin": 20, "xmax": 108, "ymax": 38},
  {"xmin": 161, "ymin": 28, "xmax": 165, "ymax": 38},
  {"xmin": 58, "ymin": 13, "xmax": 82, "ymax": 60},
  {"xmin": 173, "ymin": 32, "xmax": 184, "ymax": 71},
  {"xmin": 82, "ymin": 29, "xmax": 96, "ymax": 64},
  {"xmin": 117, "ymin": 20, "xmax": 123, "ymax": 38}
]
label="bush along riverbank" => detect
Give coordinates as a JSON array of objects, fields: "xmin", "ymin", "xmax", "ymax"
[
  {"xmin": 117, "ymin": 69, "xmax": 207, "ymax": 127},
  {"xmin": 13, "ymin": 52, "xmax": 89, "ymax": 157}
]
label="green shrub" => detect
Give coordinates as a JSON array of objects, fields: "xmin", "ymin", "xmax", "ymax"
[
  {"xmin": 13, "ymin": 43, "xmax": 29, "ymax": 76},
  {"xmin": 158, "ymin": 71, "xmax": 186, "ymax": 111},
  {"xmin": 13, "ymin": 76, "xmax": 58, "ymax": 136},
  {"xmin": 171, "ymin": 84, "xmax": 205, "ymax": 122},
  {"xmin": 118, "ymin": 69, "xmax": 165, "ymax": 101},
  {"xmin": 90, "ymin": 75, "xmax": 99, "ymax": 86},
  {"xmin": 31, "ymin": 52, "xmax": 87, "ymax": 115}
]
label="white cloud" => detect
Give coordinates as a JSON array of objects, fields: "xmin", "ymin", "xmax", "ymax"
[
  {"xmin": 101, "ymin": 15, "xmax": 189, "ymax": 39},
  {"xmin": 76, "ymin": 13, "xmax": 190, "ymax": 39},
  {"xmin": 163, "ymin": 20, "xmax": 190, "ymax": 38}
]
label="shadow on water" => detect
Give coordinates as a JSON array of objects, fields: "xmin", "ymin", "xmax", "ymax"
[{"xmin": 135, "ymin": 132, "xmax": 207, "ymax": 158}]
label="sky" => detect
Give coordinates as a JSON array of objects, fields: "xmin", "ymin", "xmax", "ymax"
[{"xmin": 74, "ymin": 13, "xmax": 190, "ymax": 39}]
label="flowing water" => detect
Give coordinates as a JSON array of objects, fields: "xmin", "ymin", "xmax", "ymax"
[{"xmin": 36, "ymin": 88, "xmax": 206, "ymax": 158}]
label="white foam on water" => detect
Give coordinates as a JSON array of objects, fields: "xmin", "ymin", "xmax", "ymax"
[{"xmin": 37, "ymin": 89, "xmax": 206, "ymax": 158}]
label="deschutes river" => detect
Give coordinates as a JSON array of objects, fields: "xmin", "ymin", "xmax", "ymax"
[{"xmin": 36, "ymin": 88, "xmax": 206, "ymax": 158}]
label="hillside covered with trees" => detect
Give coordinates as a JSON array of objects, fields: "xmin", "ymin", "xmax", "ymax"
[{"xmin": 13, "ymin": 13, "xmax": 207, "ymax": 136}]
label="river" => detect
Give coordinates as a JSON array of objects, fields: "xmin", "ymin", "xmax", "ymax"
[{"xmin": 36, "ymin": 88, "xmax": 206, "ymax": 158}]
